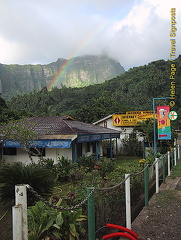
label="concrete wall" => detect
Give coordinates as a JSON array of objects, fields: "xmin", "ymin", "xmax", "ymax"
[
  {"xmin": 2, "ymin": 141, "xmax": 103, "ymax": 164},
  {"xmin": 3, "ymin": 147, "xmax": 73, "ymax": 165}
]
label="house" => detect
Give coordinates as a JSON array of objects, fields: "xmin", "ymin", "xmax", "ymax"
[
  {"xmin": 1, "ymin": 116, "xmax": 120, "ymax": 164},
  {"xmin": 93, "ymin": 113, "xmax": 148, "ymax": 155}
]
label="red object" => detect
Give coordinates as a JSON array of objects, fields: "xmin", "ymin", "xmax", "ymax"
[
  {"xmin": 102, "ymin": 223, "xmax": 139, "ymax": 240},
  {"xmin": 114, "ymin": 117, "xmax": 120, "ymax": 124},
  {"xmin": 103, "ymin": 232, "xmax": 137, "ymax": 240}
]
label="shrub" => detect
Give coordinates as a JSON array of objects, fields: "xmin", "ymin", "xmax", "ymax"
[
  {"xmin": 28, "ymin": 200, "xmax": 87, "ymax": 240},
  {"xmin": 56, "ymin": 156, "xmax": 72, "ymax": 182},
  {"xmin": 0, "ymin": 162, "xmax": 55, "ymax": 205},
  {"xmin": 98, "ymin": 159, "xmax": 115, "ymax": 179},
  {"xmin": 77, "ymin": 155, "xmax": 96, "ymax": 172}
]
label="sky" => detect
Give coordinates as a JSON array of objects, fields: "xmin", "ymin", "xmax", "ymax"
[{"xmin": 0, "ymin": 0, "xmax": 181, "ymax": 70}]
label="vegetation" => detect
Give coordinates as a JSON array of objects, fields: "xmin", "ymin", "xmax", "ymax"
[
  {"xmin": 0, "ymin": 56, "xmax": 179, "ymax": 128},
  {"xmin": 0, "ymin": 162, "xmax": 55, "ymax": 205},
  {"xmin": 28, "ymin": 201, "xmax": 87, "ymax": 240},
  {"xmin": 0, "ymin": 55, "xmax": 124, "ymax": 100}
]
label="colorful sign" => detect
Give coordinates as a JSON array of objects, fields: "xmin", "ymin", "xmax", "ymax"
[
  {"xmin": 157, "ymin": 106, "xmax": 171, "ymax": 140},
  {"xmin": 112, "ymin": 111, "xmax": 154, "ymax": 127},
  {"xmin": 168, "ymin": 111, "xmax": 178, "ymax": 121}
]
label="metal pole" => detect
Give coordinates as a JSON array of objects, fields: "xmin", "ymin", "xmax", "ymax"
[
  {"xmin": 152, "ymin": 98, "xmax": 157, "ymax": 156},
  {"xmin": 87, "ymin": 187, "xmax": 95, "ymax": 240},
  {"xmin": 12, "ymin": 205, "xmax": 22, "ymax": 240},
  {"xmin": 155, "ymin": 158, "xmax": 159, "ymax": 193},
  {"xmin": 144, "ymin": 164, "xmax": 149, "ymax": 207},
  {"xmin": 162, "ymin": 156, "xmax": 166, "ymax": 184},
  {"xmin": 168, "ymin": 151, "xmax": 171, "ymax": 176},
  {"xmin": 15, "ymin": 185, "xmax": 28, "ymax": 240},
  {"xmin": 125, "ymin": 174, "xmax": 131, "ymax": 229}
]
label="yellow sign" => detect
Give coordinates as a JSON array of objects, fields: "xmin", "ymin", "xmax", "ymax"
[{"xmin": 113, "ymin": 111, "xmax": 154, "ymax": 127}]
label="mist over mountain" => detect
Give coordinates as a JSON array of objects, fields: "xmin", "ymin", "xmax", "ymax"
[{"xmin": 0, "ymin": 55, "xmax": 125, "ymax": 100}]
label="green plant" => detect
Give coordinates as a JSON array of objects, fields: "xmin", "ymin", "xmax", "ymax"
[
  {"xmin": 28, "ymin": 199, "xmax": 87, "ymax": 240},
  {"xmin": 28, "ymin": 201, "xmax": 56, "ymax": 240},
  {"xmin": 171, "ymin": 162, "xmax": 181, "ymax": 179},
  {"xmin": 77, "ymin": 155, "xmax": 96, "ymax": 172},
  {"xmin": 0, "ymin": 162, "xmax": 55, "ymax": 205},
  {"xmin": 56, "ymin": 156, "xmax": 72, "ymax": 182},
  {"xmin": 121, "ymin": 135, "xmax": 143, "ymax": 157},
  {"xmin": 38, "ymin": 158, "xmax": 55, "ymax": 169},
  {"xmin": 98, "ymin": 159, "xmax": 115, "ymax": 179}
]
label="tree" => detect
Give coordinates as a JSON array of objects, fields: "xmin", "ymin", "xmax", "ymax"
[
  {"xmin": 0, "ymin": 119, "xmax": 41, "ymax": 163},
  {"xmin": 135, "ymin": 119, "xmax": 154, "ymax": 150}
]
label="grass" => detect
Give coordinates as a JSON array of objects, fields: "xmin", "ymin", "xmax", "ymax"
[
  {"xmin": 114, "ymin": 156, "xmax": 140, "ymax": 167},
  {"xmin": 156, "ymin": 190, "xmax": 178, "ymax": 205},
  {"xmin": 171, "ymin": 161, "xmax": 181, "ymax": 179}
]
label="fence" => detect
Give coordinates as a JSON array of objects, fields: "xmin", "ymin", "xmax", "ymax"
[{"xmin": 12, "ymin": 145, "xmax": 180, "ymax": 240}]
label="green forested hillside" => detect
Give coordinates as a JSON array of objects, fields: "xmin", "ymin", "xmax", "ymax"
[
  {"xmin": 0, "ymin": 55, "xmax": 124, "ymax": 100},
  {"xmin": 2, "ymin": 56, "xmax": 181, "ymax": 128}
]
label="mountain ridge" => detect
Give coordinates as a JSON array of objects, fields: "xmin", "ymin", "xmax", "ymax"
[{"xmin": 0, "ymin": 54, "xmax": 125, "ymax": 100}]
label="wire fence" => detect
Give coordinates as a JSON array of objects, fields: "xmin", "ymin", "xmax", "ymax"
[{"xmin": 13, "ymin": 145, "xmax": 180, "ymax": 240}]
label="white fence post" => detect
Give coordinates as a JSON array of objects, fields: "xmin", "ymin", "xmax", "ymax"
[
  {"xmin": 155, "ymin": 158, "xmax": 159, "ymax": 193},
  {"xmin": 178, "ymin": 145, "xmax": 180, "ymax": 160},
  {"xmin": 174, "ymin": 147, "xmax": 177, "ymax": 166},
  {"xmin": 14, "ymin": 184, "xmax": 28, "ymax": 240},
  {"xmin": 168, "ymin": 151, "xmax": 171, "ymax": 176},
  {"xmin": 12, "ymin": 204, "xmax": 22, "ymax": 240},
  {"xmin": 125, "ymin": 174, "xmax": 131, "ymax": 229}
]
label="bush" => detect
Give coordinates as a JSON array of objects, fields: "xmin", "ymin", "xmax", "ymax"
[
  {"xmin": 0, "ymin": 162, "xmax": 55, "ymax": 205},
  {"xmin": 56, "ymin": 156, "xmax": 72, "ymax": 182},
  {"xmin": 121, "ymin": 136, "xmax": 143, "ymax": 157},
  {"xmin": 28, "ymin": 200, "xmax": 87, "ymax": 240},
  {"xmin": 77, "ymin": 155, "xmax": 96, "ymax": 172}
]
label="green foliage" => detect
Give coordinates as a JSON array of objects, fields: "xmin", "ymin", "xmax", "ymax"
[
  {"xmin": 77, "ymin": 155, "xmax": 96, "ymax": 172},
  {"xmin": 28, "ymin": 200, "xmax": 87, "ymax": 240},
  {"xmin": 170, "ymin": 161, "xmax": 181, "ymax": 179},
  {"xmin": 56, "ymin": 156, "xmax": 72, "ymax": 182},
  {"xmin": 98, "ymin": 159, "xmax": 116, "ymax": 179},
  {"xmin": 0, "ymin": 162, "xmax": 55, "ymax": 205},
  {"xmin": 28, "ymin": 201, "xmax": 56, "ymax": 240},
  {"xmin": 135, "ymin": 119, "xmax": 154, "ymax": 148},
  {"xmin": 121, "ymin": 134, "xmax": 143, "ymax": 157},
  {"xmin": 1, "ymin": 56, "xmax": 180, "ymax": 128},
  {"xmin": 1, "ymin": 55, "xmax": 124, "ymax": 101}
]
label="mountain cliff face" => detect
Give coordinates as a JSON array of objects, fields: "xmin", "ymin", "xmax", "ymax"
[{"xmin": 0, "ymin": 55, "xmax": 125, "ymax": 99}]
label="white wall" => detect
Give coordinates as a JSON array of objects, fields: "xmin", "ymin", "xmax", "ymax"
[
  {"xmin": 95, "ymin": 117, "xmax": 144, "ymax": 155},
  {"xmin": 3, "ymin": 147, "xmax": 73, "ymax": 165}
]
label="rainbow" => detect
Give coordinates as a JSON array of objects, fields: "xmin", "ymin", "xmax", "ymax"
[{"xmin": 48, "ymin": 22, "xmax": 106, "ymax": 90}]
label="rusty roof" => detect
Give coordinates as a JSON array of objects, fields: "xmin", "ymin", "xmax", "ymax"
[{"xmin": 25, "ymin": 115, "xmax": 120, "ymax": 137}]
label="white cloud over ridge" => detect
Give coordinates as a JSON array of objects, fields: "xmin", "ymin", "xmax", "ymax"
[{"xmin": 0, "ymin": 0, "xmax": 180, "ymax": 70}]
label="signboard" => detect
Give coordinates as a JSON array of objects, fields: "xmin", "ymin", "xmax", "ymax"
[
  {"xmin": 112, "ymin": 111, "xmax": 154, "ymax": 127},
  {"xmin": 157, "ymin": 106, "xmax": 171, "ymax": 140},
  {"xmin": 168, "ymin": 111, "xmax": 178, "ymax": 120}
]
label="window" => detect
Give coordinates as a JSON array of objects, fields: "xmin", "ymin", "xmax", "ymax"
[
  {"xmin": 3, "ymin": 147, "xmax": 17, "ymax": 155},
  {"xmin": 29, "ymin": 148, "xmax": 45, "ymax": 157}
]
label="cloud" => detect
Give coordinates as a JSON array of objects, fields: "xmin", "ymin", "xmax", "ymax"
[
  {"xmin": 0, "ymin": 0, "xmax": 180, "ymax": 70},
  {"xmin": 107, "ymin": 0, "xmax": 181, "ymax": 69}
]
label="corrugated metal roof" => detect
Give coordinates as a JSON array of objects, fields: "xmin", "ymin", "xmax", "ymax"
[{"xmin": 24, "ymin": 116, "xmax": 120, "ymax": 137}]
